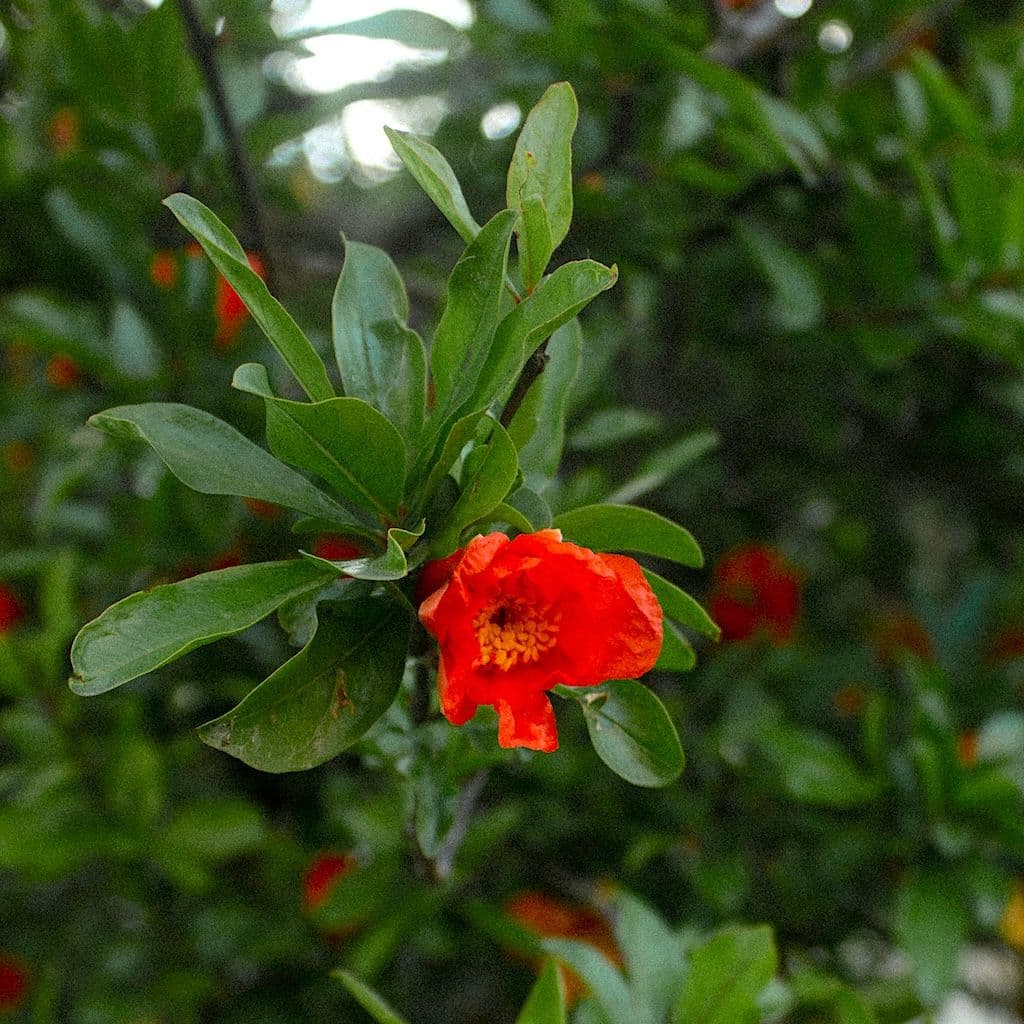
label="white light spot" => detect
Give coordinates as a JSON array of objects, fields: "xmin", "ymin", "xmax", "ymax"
[
  {"xmin": 481, "ymin": 101, "xmax": 521, "ymax": 140},
  {"xmin": 818, "ymin": 19, "xmax": 853, "ymax": 53},
  {"xmin": 774, "ymin": 0, "xmax": 812, "ymax": 17},
  {"xmin": 214, "ymin": 15, "xmax": 226, "ymax": 35},
  {"xmin": 341, "ymin": 95, "xmax": 447, "ymax": 183}
]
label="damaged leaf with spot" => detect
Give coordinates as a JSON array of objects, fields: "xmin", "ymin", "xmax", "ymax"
[{"xmin": 197, "ymin": 594, "xmax": 411, "ymax": 772}]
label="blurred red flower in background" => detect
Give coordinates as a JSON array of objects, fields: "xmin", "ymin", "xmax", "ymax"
[
  {"xmin": 0, "ymin": 586, "xmax": 24, "ymax": 634},
  {"xmin": 312, "ymin": 536, "xmax": 362, "ymax": 562},
  {"xmin": 214, "ymin": 253, "xmax": 265, "ymax": 348},
  {"xmin": 505, "ymin": 891, "xmax": 621, "ymax": 1004},
  {"xmin": 708, "ymin": 544, "xmax": 801, "ymax": 643},
  {"xmin": 870, "ymin": 608, "xmax": 933, "ymax": 667},
  {"xmin": 149, "ymin": 250, "xmax": 178, "ymax": 290},
  {"xmin": 0, "ymin": 955, "xmax": 28, "ymax": 1012},
  {"xmin": 418, "ymin": 530, "xmax": 662, "ymax": 752},
  {"xmin": 45, "ymin": 353, "xmax": 80, "ymax": 390},
  {"xmin": 303, "ymin": 851, "xmax": 355, "ymax": 913}
]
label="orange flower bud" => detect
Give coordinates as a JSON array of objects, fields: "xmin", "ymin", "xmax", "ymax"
[
  {"xmin": 45, "ymin": 353, "xmax": 80, "ymax": 390},
  {"xmin": 0, "ymin": 586, "xmax": 25, "ymax": 634},
  {"xmin": 312, "ymin": 536, "xmax": 363, "ymax": 562},
  {"xmin": 243, "ymin": 497, "xmax": 280, "ymax": 521},
  {"xmin": 149, "ymin": 250, "xmax": 178, "ymax": 290},
  {"xmin": 303, "ymin": 851, "xmax": 356, "ymax": 913},
  {"xmin": 419, "ymin": 530, "xmax": 662, "ymax": 752},
  {"xmin": 957, "ymin": 731, "xmax": 978, "ymax": 769},
  {"xmin": 214, "ymin": 252, "xmax": 265, "ymax": 348},
  {"xmin": 47, "ymin": 107, "xmax": 79, "ymax": 156}
]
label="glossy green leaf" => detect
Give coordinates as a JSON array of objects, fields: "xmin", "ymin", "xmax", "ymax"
[
  {"xmin": 559, "ymin": 680, "xmax": 684, "ymax": 788},
  {"xmin": 69, "ymin": 560, "xmax": 337, "ymax": 696},
  {"xmin": 331, "ymin": 969, "xmax": 410, "ymax": 1024},
  {"xmin": 472, "ymin": 261, "xmax": 617, "ymax": 412},
  {"xmin": 554, "ymin": 504, "xmax": 703, "ymax": 569},
  {"xmin": 89, "ymin": 403, "xmax": 356, "ymax": 526},
  {"xmin": 507, "ymin": 486, "xmax": 553, "ymax": 530},
  {"xmin": 198, "ymin": 595, "xmax": 411, "ymax": 772},
  {"xmin": 429, "ymin": 209, "xmax": 517, "ymax": 413},
  {"xmin": 656, "ymin": 622, "xmax": 697, "ymax": 672},
  {"xmin": 300, "ymin": 524, "xmax": 423, "ymax": 582},
  {"xmin": 519, "ymin": 196, "xmax": 554, "ymax": 294},
  {"xmin": 508, "ymin": 320, "xmax": 582, "ymax": 482},
  {"xmin": 907, "ymin": 50, "xmax": 985, "ymax": 146},
  {"xmin": 440, "ymin": 418, "xmax": 518, "ymax": 550},
  {"xmin": 385, "ymin": 128, "xmax": 480, "ymax": 244},
  {"xmin": 233, "ymin": 363, "xmax": 406, "ymax": 519},
  {"xmin": 893, "ymin": 870, "xmax": 968, "ymax": 1005},
  {"xmin": 737, "ymin": 222, "xmax": 822, "ymax": 332},
  {"xmin": 414, "ymin": 408, "xmax": 487, "ymax": 512},
  {"xmin": 163, "ymin": 193, "xmax": 334, "ymax": 401},
  {"xmin": 676, "ymin": 926, "xmax": 777, "ymax": 1024},
  {"xmin": 332, "ymin": 238, "xmax": 426, "ymax": 448},
  {"xmin": 516, "ymin": 960, "xmax": 565, "ymax": 1024},
  {"xmin": 644, "ymin": 571, "xmax": 720, "ymax": 640},
  {"xmin": 507, "ymin": 82, "xmax": 578, "ymax": 250}
]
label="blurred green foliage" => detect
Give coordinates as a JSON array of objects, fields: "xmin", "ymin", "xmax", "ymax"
[{"xmin": 3, "ymin": 0, "xmax": 1024, "ymax": 1021}]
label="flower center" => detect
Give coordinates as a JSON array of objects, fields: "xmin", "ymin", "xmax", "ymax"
[{"xmin": 473, "ymin": 598, "xmax": 561, "ymax": 671}]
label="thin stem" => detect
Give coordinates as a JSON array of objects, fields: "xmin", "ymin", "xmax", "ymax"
[
  {"xmin": 174, "ymin": 0, "xmax": 277, "ymax": 292},
  {"xmin": 499, "ymin": 342, "xmax": 551, "ymax": 429},
  {"xmin": 434, "ymin": 769, "xmax": 489, "ymax": 880}
]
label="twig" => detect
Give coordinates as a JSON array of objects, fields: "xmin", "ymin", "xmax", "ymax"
[
  {"xmin": 433, "ymin": 769, "xmax": 490, "ymax": 880},
  {"xmin": 174, "ymin": 0, "xmax": 277, "ymax": 292},
  {"xmin": 500, "ymin": 343, "xmax": 550, "ymax": 428}
]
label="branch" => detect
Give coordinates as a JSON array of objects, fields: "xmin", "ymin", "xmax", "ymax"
[
  {"xmin": 433, "ymin": 769, "xmax": 489, "ymax": 880},
  {"xmin": 500, "ymin": 343, "xmax": 551, "ymax": 429},
  {"xmin": 175, "ymin": 0, "xmax": 277, "ymax": 292}
]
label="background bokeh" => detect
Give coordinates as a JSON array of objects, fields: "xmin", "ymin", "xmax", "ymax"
[{"xmin": 3, "ymin": 0, "xmax": 1024, "ymax": 1021}]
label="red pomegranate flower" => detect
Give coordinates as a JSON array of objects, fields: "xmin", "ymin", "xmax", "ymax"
[
  {"xmin": 214, "ymin": 253, "xmax": 265, "ymax": 348},
  {"xmin": 0, "ymin": 955, "xmax": 28, "ymax": 1012},
  {"xmin": 418, "ymin": 530, "xmax": 663, "ymax": 752},
  {"xmin": 0, "ymin": 586, "xmax": 24, "ymax": 634},
  {"xmin": 708, "ymin": 543, "xmax": 800, "ymax": 644},
  {"xmin": 312, "ymin": 536, "xmax": 363, "ymax": 562},
  {"xmin": 303, "ymin": 851, "xmax": 355, "ymax": 912}
]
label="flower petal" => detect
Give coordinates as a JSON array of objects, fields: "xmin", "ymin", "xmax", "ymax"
[{"xmin": 495, "ymin": 690, "xmax": 558, "ymax": 752}]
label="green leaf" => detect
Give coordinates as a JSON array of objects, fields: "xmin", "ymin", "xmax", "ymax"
[
  {"xmin": 415, "ymin": 408, "xmax": 487, "ymax": 512},
  {"xmin": 109, "ymin": 302, "xmax": 160, "ymax": 380},
  {"xmin": 737, "ymin": 222, "xmax": 822, "ymax": 332},
  {"xmin": 570, "ymin": 408, "xmax": 663, "ymax": 451},
  {"xmin": 675, "ymin": 926, "xmax": 777, "ymax": 1024},
  {"xmin": 440, "ymin": 418, "xmax": 519, "ymax": 550},
  {"xmin": 507, "ymin": 82, "xmax": 578, "ymax": 250},
  {"xmin": 89, "ymin": 403, "xmax": 357, "ymax": 527},
  {"xmin": 232, "ymin": 363, "xmax": 406, "ymax": 519},
  {"xmin": 560, "ymin": 679, "xmax": 684, "ymax": 788},
  {"xmin": 299, "ymin": 525, "xmax": 423, "ymax": 582},
  {"xmin": 615, "ymin": 893, "xmax": 685, "ymax": 1022},
  {"xmin": 384, "ymin": 128, "xmax": 480, "ymax": 244},
  {"xmin": 516, "ymin": 960, "xmax": 566, "ymax": 1024},
  {"xmin": 508, "ymin": 320, "xmax": 582, "ymax": 482},
  {"xmin": 163, "ymin": 193, "xmax": 334, "ymax": 401},
  {"xmin": 541, "ymin": 938, "xmax": 631, "ymax": 1023},
  {"xmin": 507, "ymin": 486, "xmax": 553, "ymax": 530},
  {"xmin": 472, "ymin": 261, "xmax": 618, "ymax": 413},
  {"xmin": 331, "ymin": 969, "xmax": 410, "ymax": 1024},
  {"xmin": 69, "ymin": 560, "xmax": 336, "ymax": 695},
  {"xmin": 332, "ymin": 238, "xmax": 426, "ymax": 448},
  {"xmin": 949, "ymin": 150, "xmax": 1003, "ymax": 271},
  {"xmin": 289, "ymin": 9, "xmax": 462, "ymax": 48},
  {"xmin": 760, "ymin": 725, "xmax": 881, "ymax": 808},
  {"xmin": 198, "ymin": 595, "xmax": 411, "ymax": 772},
  {"xmin": 656, "ymin": 622, "xmax": 697, "ymax": 672},
  {"xmin": 643, "ymin": 571, "xmax": 720, "ymax": 640},
  {"xmin": 163, "ymin": 798, "xmax": 266, "ymax": 862},
  {"xmin": 907, "ymin": 50, "xmax": 985, "ymax": 147},
  {"xmin": 893, "ymin": 869, "xmax": 968, "ymax": 1005},
  {"xmin": 519, "ymin": 196, "xmax": 554, "ymax": 294},
  {"xmin": 554, "ymin": 504, "xmax": 703, "ymax": 569},
  {"xmin": 607, "ymin": 431, "xmax": 718, "ymax": 505},
  {"xmin": 429, "ymin": 209, "xmax": 517, "ymax": 414}
]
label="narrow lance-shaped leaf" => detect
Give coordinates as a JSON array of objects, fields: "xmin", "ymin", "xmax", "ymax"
[
  {"xmin": 332, "ymin": 237, "xmax": 426, "ymax": 448},
  {"xmin": 288, "ymin": 10, "xmax": 462, "ymax": 48},
  {"xmin": 519, "ymin": 196, "xmax": 554, "ymax": 293},
  {"xmin": 299, "ymin": 523, "xmax": 424, "ymax": 582},
  {"xmin": 541, "ymin": 937, "xmax": 631, "ymax": 1024},
  {"xmin": 384, "ymin": 127, "xmax": 480, "ymax": 244},
  {"xmin": 89, "ymin": 403, "xmax": 360, "ymax": 528},
  {"xmin": 331, "ymin": 969, "xmax": 410, "ymax": 1024},
  {"xmin": 507, "ymin": 82, "xmax": 578, "ymax": 250},
  {"xmin": 429, "ymin": 209, "xmax": 517, "ymax": 414},
  {"xmin": 644, "ymin": 570, "xmax": 720, "ymax": 640},
  {"xmin": 163, "ymin": 193, "xmax": 334, "ymax": 401},
  {"xmin": 554, "ymin": 504, "xmax": 703, "ymax": 568},
  {"xmin": 516, "ymin": 960, "xmax": 565, "ymax": 1024},
  {"xmin": 69, "ymin": 560, "xmax": 337, "ymax": 696},
  {"xmin": 198, "ymin": 594, "xmax": 412, "ymax": 772},
  {"xmin": 468, "ymin": 260, "xmax": 617, "ymax": 416},
  {"xmin": 233, "ymin": 364, "xmax": 406, "ymax": 520}
]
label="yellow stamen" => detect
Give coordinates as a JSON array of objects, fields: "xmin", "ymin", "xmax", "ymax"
[{"xmin": 473, "ymin": 598, "xmax": 561, "ymax": 671}]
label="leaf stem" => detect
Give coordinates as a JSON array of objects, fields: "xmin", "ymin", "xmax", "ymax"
[{"xmin": 499, "ymin": 341, "xmax": 551, "ymax": 429}]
